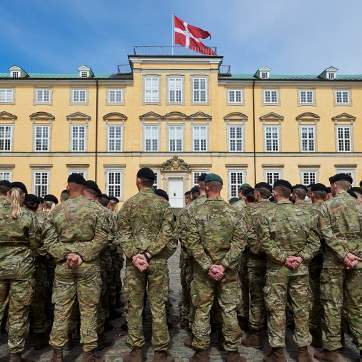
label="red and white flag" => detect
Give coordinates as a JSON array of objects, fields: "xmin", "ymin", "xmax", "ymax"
[{"xmin": 174, "ymin": 15, "xmax": 215, "ymax": 56}]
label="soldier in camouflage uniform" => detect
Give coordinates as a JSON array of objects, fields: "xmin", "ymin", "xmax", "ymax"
[
  {"xmin": 314, "ymin": 173, "xmax": 362, "ymax": 362},
  {"xmin": 0, "ymin": 182, "xmax": 39, "ymax": 362},
  {"xmin": 43, "ymin": 173, "xmax": 109, "ymax": 362},
  {"xmin": 181, "ymin": 173, "xmax": 253, "ymax": 362},
  {"xmin": 117, "ymin": 168, "xmax": 176, "ymax": 362},
  {"xmin": 260, "ymin": 179, "xmax": 320, "ymax": 362},
  {"xmin": 241, "ymin": 182, "xmax": 275, "ymax": 348}
]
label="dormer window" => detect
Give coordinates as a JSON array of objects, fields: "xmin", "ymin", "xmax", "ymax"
[
  {"xmin": 255, "ymin": 67, "xmax": 271, "ymax": 79},
  {"xmin": 78, "ymin": 65, "xmax": 93, "ymax": 78},
  {"xmin": 9, "ymin": 66, "xmax": 27, "ymax": 78},
  {"xmin": 320, "ymin": 66, "xmax": 338, "ymax": 80}
]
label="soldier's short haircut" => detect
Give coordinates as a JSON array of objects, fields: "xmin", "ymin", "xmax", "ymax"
[
  {"xmin": 257, "ymin": 187, "xmax": 271, "ymax": 199},
  {"xmin": 206, "ymin": 181, "xmax": 222, "ymax": 192},
  {"xmin": 274, "ymin": 186, "xmax": 291, "ymax": 198},
  {"xmin": 312, "ymin": 190, "xmax": 327, "ymax": 200},
  {"xmin": 335, "ymin": 180, "xmax": 351, "ymax": 191},
  {"xmin": 293, "ymin": 188, "xmax": 307, "ymax": 200}
]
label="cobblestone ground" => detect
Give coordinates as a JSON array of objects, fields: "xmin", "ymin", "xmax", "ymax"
[{"xmin": 0, "ymin": 248, "xmax": 359, "ymax": 361}]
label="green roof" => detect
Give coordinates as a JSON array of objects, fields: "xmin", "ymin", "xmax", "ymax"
[
  {"xmin": 0, "ymin": 72, "xmax": 132, "ymax": 80},
  {"xmin": 221, "ymin": 73, "xmax": 362, "ymax": 81}
]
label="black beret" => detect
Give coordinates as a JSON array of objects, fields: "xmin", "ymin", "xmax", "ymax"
[
  {"xmin": 109, "ymin": 196, "xmax": 119, "ymax": 203},
  {"xmin": 184, "ymin": 191, "xmax": 191, "ymax": 196},
  {"xmin": 84, "ymin": 180, "xmax": 100, "ymax": 193},
  {"xmin": 255, "ymin": 182, "xmax": 272, "ymax": 192},
  {"xmin": 292, "ymin": 184, "xmax": 308, "ymax": 192},
  {"xmin": 24, "ymin": 194, "xmax": 40, "ymax": 205},
  {"xmin": 273, "ymin": 179, "xmax": 292, "ymax": 191},
  {"xmin": 137, "ymin": 167, "xmax": 155, "ymax": 181},
  {"xmin": 190, "ymin": 186, "xmax": 200, "ymax": 194},
  {"xmin": 155, "ymin": 189, "xmax": 169, "ymax": 201},
  {"xmin": 197, "ymin": 173, "xmax": 207, "ymax": 182},
  {"xmin": 100, "ymin": 193, "xmax": 110, "ymax": 201},
  {"xmin": 326, "ymin": 186, "xmax": 332, "ymax": 193},
  {"xmin": 310, "ymin": 183, "xmax": 328, "ymax": 193},
  {"xmin": 38, "ymin": 197, "xmax": 44, "ymax": 203},
  {"xmin": 11, "ymin": 182, "xmax": 28, "ymax": 195},
  {"xmin": 68, "ymin": 173, "xmax": 86, "ymax": 185},
  {"xmin": 0, "ymin": 180, "xmax": 12, "ymax": 189},
  {"xmin": 329, "ymin": 173, "xmax": 353, "ymax": 184},
  {"xmin": 43, "ymin": 194, "xmax": 59, "ymax": 205}
]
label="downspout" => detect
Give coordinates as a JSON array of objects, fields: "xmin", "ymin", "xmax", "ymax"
[
  {"xmin": 252, "ymin": 80, "xmax": 256, "ymax": 185},
  {"xmin": 95, "ymin": 79, "xmax": 99, "ymax": 182}
]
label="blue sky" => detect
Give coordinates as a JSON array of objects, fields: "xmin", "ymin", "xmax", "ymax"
[{"xmin": 1, "ymin": 0, "xmax": 362, "ymax": 75}]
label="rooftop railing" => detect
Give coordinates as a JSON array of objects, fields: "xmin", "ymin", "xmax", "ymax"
[{"xmin": 132, "ymin": 45, "xmax": 218, "ymax": 56}]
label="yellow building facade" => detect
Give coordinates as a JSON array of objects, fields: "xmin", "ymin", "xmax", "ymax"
[{"xmin": 0, "ymin": 56, "xmax": 361, "ymax": 207}]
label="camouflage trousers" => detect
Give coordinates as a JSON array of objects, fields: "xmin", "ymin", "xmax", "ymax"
[
  {"xmin": 109, "ymin": 248, "xmax": 123, "ymax": 310},
  {"xmin": 264, "ymin": 267, "xmax": 312, "ymax": 348},
  {"xmin": 320, "ymin": 268, "xmax": 362, "ymax": 350},
  {"xmin": 124, "ymin": 258, "xmax": 170, "ymax": 351},
  {"xmin": 50, "ymin": 261, "xmax": 101, "ymax": 352},
  {"xmin": 247, "ymin": 260, "xmax": 266, "ymax": 331},
  {"xmin": 0, "ymin": 277, "xmax": 34, "ymax": 353},
  {"xmin": 237, "ymin": 251, "xmax": 249, "ymax": 319},
  {"xmin": 180, "ymin": 250, "xmax": 193, "ymax": 325},
  {"xmin": 191, "ymin": 265, "xmax": 242, "ymax": 352},
  {"xmin": 309, "ymin": 256, "xmax": 323, "ymax": 331}
]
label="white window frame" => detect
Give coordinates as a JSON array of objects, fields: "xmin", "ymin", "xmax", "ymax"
[
  {"xmin": 0, "ymin": 125, "xmax": 13, "ymax": 151},
  {"xmin": 264, "ymin": 169, "xmax": 282, "ymax": 185},
  {"xmin": 0, "ymin": 88, "xmax": 15, "ymax": 103},
  {"xmin": 300, "ymin": 125, "xmax": 316, "ymax": 152},
  {"xmin": 70, "ymin": 125, "xmax": 87, "ymax": 152},
  {"xmin": 192, "ymin": 76, "xmax": 208, "ymax": 104},
  {"xmin": 71, "ymin": 88, "xmax": 87, "ymax": 104},
  {"xmin": 264, "ymin": 125, "xmax": 280, "ymax": 152},
  {"xmin": 168, "ymin": 76, "xmax": 183, "ymax": 104},
  {"xmin": 107, "ymin": 124, "xmax": 123, "ymax": 152},
  {"xmin": 336, "ymin": 125, "xmax": 352, "ymax": 152},
  {"xmin": 192, "ymin": 125, "xmax": 208, "ymax": 152},
  {"xmin": 168, "ymin": 125, "xmax": 183, "ymax": 152},
  {"xmin": 105, "ymin": 168, "xmax": 123, "ymax": 199},
  {"xmin": 335, "ymin": 89, "xmax": 350, "ymax": 105},
  {"xmin": 263, "ymin": 89, "xmax": 279, "ymax": 104},
  {"xmin": 11, "ymin": 71, "xmax": 20, "ymax": 78},
  {"xmin": 300, "ymin": 170, "xmax": 318, "ymax": 186},
  {"xmin": 228, "ymin": 170, "xmax": 246, "ymax": 199},
  {"xmin": 327, "ymin": 71, "xmax": 336, "ymax": 80},
  {"xmin": 33, "ymin": 125, "xmax": 50, "ymax": 152},
  {"xmin": 153, "ymin": 170, "xmax": 160, "ymax": 188},
  {"xmin": 144, "ymin": 76, "xmax": 160, "ymax": 103},
  {"xmin": 35, "ymin": 88, "xmax": 52, "ymax": 104},
  {"xmin": 192, "ymin": 171, "xmax": 208, "ymax": 187},
  {"xmin": 228, "ymin": 124, "xmax": 244, "ymax": 152},
  {"xmin": 32, "ymin": 170, "xmax": 50, "ymax": 197},
  {"xmin": 298, "ymin": 89, "xmax": 314, "ymax": 105},
  {"xmin": 144, "ymin": 124, "xmax": 160, "ymax": 152},
  {"xmin": 107, "ymin": 88, "xmax": 123, "ymax": 105},
  {"xmin": 228, "ymin": 89, "xmax": 243, "ymax": 104},
  {"xmin": 0, "ymin": 170, "xmax": 12, "ymax": 181}
]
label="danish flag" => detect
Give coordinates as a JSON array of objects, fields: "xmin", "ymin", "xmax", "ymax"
[{"xmin": 174, "ymin": 15, "xmax": 215, "ymax": 56}]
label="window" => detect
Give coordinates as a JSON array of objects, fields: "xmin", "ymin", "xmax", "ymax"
[
  {"xmin": 71, "ymin": 125, "xmax": 87, "ymax": 151},
  {"xmin": 144, "ymin": 125, "xmax": 159, "ymax": 152},
  {"xmin": 108, "ymin": 89, "xmax": 123, "ymax": 104},
  {"xmin": 228, "ymin": 89, "xmax": 243, "ymax": 104},
  {"xmin": 71, "ymin": 89, "xmax": 87, "ymax": 103},
  {"xmin": 300, "ymin": 126, "xmax": 315, "ymax": 152},
  {"xmin": 228, "ymin": 170, "xmax": 245, "ymax": 198},
  {"xmin": 0, "ymin": 89, "xmax": 14, "ymax": 103},
  {"xmin": 263, "ymin": 89, "xmax": 278, "ymax": 104},
  {"xmin": 35, "ymin": 88, "xmax": 51, "ymax": 104},
  {"xmin": 11, "ymin": 71, "xmax": 20, "ymax": 78},
  {"xmin": 144, "ymin": 76, "xmax": 160, "ymax": 103},
  {"xmin": 228, "ymin": 125, "xmax": 243, "ymax": 152},
  {"xmin": 192, "ymin": 77, "xmax": 208, "ymax": 103},
  {"xmin": 261, "ymin": 72, "xmax": 269, "ymax": 79},
  {"xmin": 0, "ymin": 125, "xmax": 13, "ymax": 151},
  {"xmin": 106, "ymin": 169, "xmax": 122, "ymax": 198},
  {"xmin": 193, "ymin": 125, "xmax": 208, "ymax": 152},
  {"xmin": 300, "ymin": 171, "xmax": 317, "ymax": 186},
  {"xmin": 80, "ymin": 71, "xmax": 89, "ymax": 78},
  {"xmin": 168, "ymin": 77, "xmax": 183, "ymax": 103},
  {"xmin": 168, "ymin": 125, "xmax": 183, "ymax": 152},
  {"xmin": 335, "ymin": 90, "xmax": 350, "ymax": 105},
  {"xmin": 299, "ymin": 90, "xmax": 314, "ymax": 105},
  {"xmin": 0, "ymin": 171, "xmax": 12, "ymax": 181},
  {"xmin": 153, "ymin": 171, "xmax": 160, "ymax": 188},
  {"xmin": 192, "ymin": 171, "xmax": 207, "ymax": 186},
  {"xmin": 336, "ymin": 126, "xmax": 352, "ymax": 152},
  {"xmin": 34, "ymin": 125, "xmax": 50, "ymax": 152},
  {"xmin": 327, "ymin": 72, "xmax": 336, "ymax": 80},
  {"xmin": 264, "ymin": 125, "xmax": 280, "ymax": 152},
  {"xmin": 33, "ymin": 171, "xmax": 49, "ymax": 197},
  {"xmin": 265, "ymin": 170, "xmax": 281, "ymax": 185},
  {"xmin": 107, "ymin": 125, "xmax": 122, "ymax": 152}
]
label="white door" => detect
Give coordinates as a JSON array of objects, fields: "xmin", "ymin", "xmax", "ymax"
[{"xmin": 168, "ymin": 177, "xmax": 184, "ymax": 208}]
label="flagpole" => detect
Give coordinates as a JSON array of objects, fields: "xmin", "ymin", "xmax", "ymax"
[{"xmin": 171, "ymin": 13, "xmax": 174, "ymax": 55}]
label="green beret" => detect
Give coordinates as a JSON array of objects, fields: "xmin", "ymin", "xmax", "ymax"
[{"xmin": 205, "ymin": 173, "xmax": 223, "ymax": 184}]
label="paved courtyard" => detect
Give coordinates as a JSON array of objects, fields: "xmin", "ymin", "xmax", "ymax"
[{"xmin": 0, "ymin": 248, "xmax": 359, "ymax": 361}]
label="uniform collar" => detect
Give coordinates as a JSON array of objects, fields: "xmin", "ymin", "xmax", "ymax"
[{"xmin": 277, "ymin": 199, "xmax": 292, "ymax": 205}]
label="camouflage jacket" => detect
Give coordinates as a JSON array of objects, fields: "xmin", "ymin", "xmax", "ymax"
[
  {"xmin": 319, "ymin": 191, "xmax": 362, "ymax": 269},
  {"xmin": 116, "ymin": 188, "xmax": 176, "ymax": 259},
  {"xmin": 232, "ymin": 198, "xmax": 247, "ymax": 212},
  {"xmin": 181, "ymin": 196, "xmax": 254, "ymax": 272},
  {"xmin": 260, "ymin": 199, "xmax": 320, "ymax": 275},
  {"xmin": 0, "ymin": 195, "xmax": 40, "ymax": 277},
  {"xmin": 43, "ymin": 195, "xmax": 109, "ymax": 262}
]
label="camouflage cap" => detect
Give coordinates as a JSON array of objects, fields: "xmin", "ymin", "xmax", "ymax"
[
  {"xmin": 205, "ymin": 173, "xmax": 223, "ymax": 185},
  {"xmin": 329, "ymin": 173, "xmax": 353, "ymax": 184}
]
